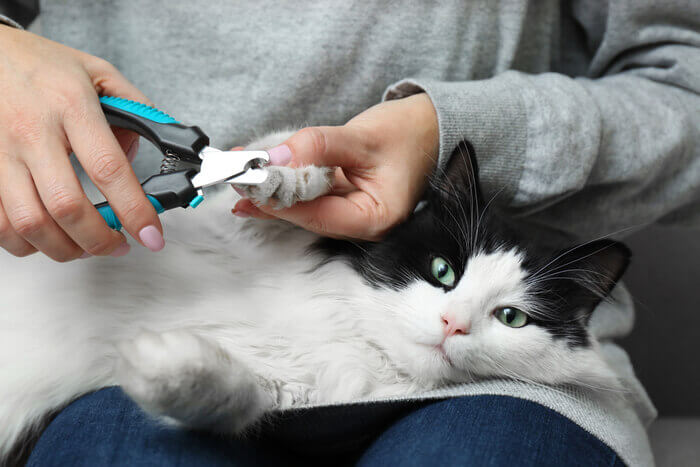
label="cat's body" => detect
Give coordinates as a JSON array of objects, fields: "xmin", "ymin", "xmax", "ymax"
[
  {"xmin": 0, "ymin": 135, "xmax": 630, "ymax": 461},
  {"xmin": 0, "ymin": 193, "xmax": 411, "ymax": 454}
]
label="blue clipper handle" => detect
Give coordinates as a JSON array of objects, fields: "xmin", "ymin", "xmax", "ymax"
[
  {"xmin": 93, "ymin": 171, "xmax": 203, "ymax": 230},
  {"xmin": 96, "ymin": 196, "xmax": 165, "ymax": 231},
  {"xmin": 99, "ymin": 96, "xmax": 209, "ymax": 164}
]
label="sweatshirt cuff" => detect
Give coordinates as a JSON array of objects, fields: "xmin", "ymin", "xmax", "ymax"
[
  {"xmin": 383, "ymin": 74, "xmax": 527, "ymax": 204},
  {"xmin": 0, "ymin": 14, "xmax": 23, "ymax": 29}
]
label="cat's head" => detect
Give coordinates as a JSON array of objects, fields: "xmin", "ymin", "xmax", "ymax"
[{"xmin": 320, "ymin": 141, "xmax": 630, "ymax": 392}]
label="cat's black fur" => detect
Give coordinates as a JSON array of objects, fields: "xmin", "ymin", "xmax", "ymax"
[{"xmin": 319, "ymin": 141, "xmax": 631, "ymax": 348}]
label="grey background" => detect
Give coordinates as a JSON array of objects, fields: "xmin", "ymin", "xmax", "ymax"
[{"xmin": 621, "ymin": 227, "xmax": 700, "ymax": 416}]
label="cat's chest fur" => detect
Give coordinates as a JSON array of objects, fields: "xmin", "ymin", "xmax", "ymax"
[{"xmin": 18, "ymin": 189, "xmax": 413, "ymax": 405}]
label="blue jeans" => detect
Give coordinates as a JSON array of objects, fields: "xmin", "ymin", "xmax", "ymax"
[{"xmin": 27, "ymin": 387, "xmax": 624, "ymax": 466}]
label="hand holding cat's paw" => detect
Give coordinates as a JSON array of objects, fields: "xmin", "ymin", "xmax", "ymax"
[{"xmin": 233, "ymin": 93, "xmax": 439, "ymax": 240}]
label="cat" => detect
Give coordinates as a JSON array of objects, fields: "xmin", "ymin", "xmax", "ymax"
[{"xmin": 0, "ymin": 132, "xmax": 630, "ymax": 461}]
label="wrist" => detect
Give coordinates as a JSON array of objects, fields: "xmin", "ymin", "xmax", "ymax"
[{"xmin": 410, "ymin": 92, "xmax": 439, "ymax": 161}]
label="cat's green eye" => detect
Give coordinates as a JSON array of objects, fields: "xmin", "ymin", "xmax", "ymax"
[
  {"xmin": 431, "ymin": 257, "xmax": 455, "ymax": 287},
  {"xmin": 495, "ymin": 307, "xmax": 529, "ymax": 328}
]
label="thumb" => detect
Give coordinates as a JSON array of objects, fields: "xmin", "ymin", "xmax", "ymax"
[{"xmin": 283, "ymin": 126, "xmax": 373, "ymax": 169}]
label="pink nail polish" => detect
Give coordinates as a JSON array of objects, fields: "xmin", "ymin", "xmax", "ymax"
[
  {"xmin": 138, "ymin": 225, "xmax": 165, "ymax": 252},
  {"xmin": 268, "ymin": 144, "xmax": 292, "ymax": 166},
  {"xmin": 126, "ymin": 138, "xmax": 140, "ymax": 163},
  {"xmin": 233, "ymin": 210, "xmax": 251, "ymax": 218},
  {"xmin": 79, "ymin": 252, "xmax": 91, "ymax": 259},
  {"xmin": 110, "ymin": 243, "xmax": 131, "ymax": 257}
]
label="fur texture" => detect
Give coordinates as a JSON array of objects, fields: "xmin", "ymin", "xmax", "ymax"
[
  {"xmin": 238, "ymin": 165, "xmax": 335, "ymax": 208},
  {"xmin": 0, "ymin": 135, "xmax": 630, "ymax": 461}
]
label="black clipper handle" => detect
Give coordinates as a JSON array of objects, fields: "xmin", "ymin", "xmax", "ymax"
[
  {"xmin": 94, "ymin": 170, "xmax": 200, "ymax": 231},
  {"xmin": 99, "ymin": 96, "xmax": 209, "ymax": 164}
]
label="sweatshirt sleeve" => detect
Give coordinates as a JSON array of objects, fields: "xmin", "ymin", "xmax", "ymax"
[{"xmin": 384, "ymin": 0, "xmax": 700, "ymax": 239}]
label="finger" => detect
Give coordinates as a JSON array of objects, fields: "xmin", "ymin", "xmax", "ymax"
[
  {"xmin": 0, "ymin": 197, "xmax": 36, "ymax": 257},
  {"xmin": 232, "ymin": 199, "xmax": 275, "ymax": 220},
  {"xmin": 24, "ymin": 139, "xmax": 128, "ymax": 256},
  {"xmin": 329, "ymin": 167, "xmax": 357, "ymax": 196},
  {"xmin": 283, "ymin": 126, "xmax": 373, "ymax": 169},
  {"xmin": 112, "ymin": 127, "xmax": 140, "ymax": 163},
  {"xmin": 64, "ymin": 97, "xmax": 165, "ymax": 252},
  {"xmin": 0, "ymin": 156, "xmax": 83, "ymax": 261},
  {"xmin": 255, "ymin": 191, "xmax": 387, "ymax": 240},
  {"xmin": 83, "ymin": 57, "xmax": 145, "ymax": 162}
]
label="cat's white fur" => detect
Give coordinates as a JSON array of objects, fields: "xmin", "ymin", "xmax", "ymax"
[{"xmin": 0, "ymin": 131, "xmax": 619, "ymax": 459}]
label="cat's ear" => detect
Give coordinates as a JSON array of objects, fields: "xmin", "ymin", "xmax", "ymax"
[
  {"xmin": 548, "ymin": 239, "xmax": 631, "ymax": 318},
  {"xmin": 428, "ymin": 140, "xmax": 484, "ymax": 211}
]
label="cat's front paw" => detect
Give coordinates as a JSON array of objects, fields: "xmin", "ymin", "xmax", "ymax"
[
  {"xmin": 116, "ymin": 330, "xmax": 271, "ymax": 433},
  {"xmin": 238, "ymin": 165, "xmax": 334, "ymax": 209}
]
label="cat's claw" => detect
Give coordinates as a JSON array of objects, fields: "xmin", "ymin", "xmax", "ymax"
[{"xmin": 116, "ymin": 330, "xmax": 272, "ymax": 433}]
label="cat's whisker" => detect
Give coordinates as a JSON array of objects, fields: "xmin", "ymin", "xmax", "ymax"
[{"xmin": 528, "ymin": 224, "xmax": 644, "ymax": 282}]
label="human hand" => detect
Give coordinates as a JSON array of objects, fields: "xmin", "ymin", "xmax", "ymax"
[
  {"xmin": 0, "ymin": 26, "xmax": 164, "ymax": 261},
  {"xmin": 232, "ymin": 93, "xmax": 439, "ymax": 240}
]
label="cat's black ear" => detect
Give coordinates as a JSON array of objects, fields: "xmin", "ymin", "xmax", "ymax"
[
  {"xmin": 428, "ymin": 140, "xmax": 484, "ymax": 211},
  {"xmin": 547, "ymin": 239, "xmax": 631, "ymax": 319}
]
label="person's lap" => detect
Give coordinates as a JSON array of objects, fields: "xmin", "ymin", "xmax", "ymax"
[{"xmin": 26, "ymin": 387, "xmax": 624, "ymax": 466}]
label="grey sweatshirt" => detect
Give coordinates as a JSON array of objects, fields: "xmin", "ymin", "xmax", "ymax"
[{"xmin": 3, "ymin": 1, "xmax": 699, "ymax": 465}]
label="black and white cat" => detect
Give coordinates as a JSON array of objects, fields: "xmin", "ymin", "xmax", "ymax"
[{"xmin": 0, "ymin": 132, "xmax": 630, "ymax": 460}]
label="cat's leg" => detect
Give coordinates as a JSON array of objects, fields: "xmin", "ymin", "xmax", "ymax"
[{"xmin": 116, "ymin": 330, "xmax": 274, "ymax": 434}]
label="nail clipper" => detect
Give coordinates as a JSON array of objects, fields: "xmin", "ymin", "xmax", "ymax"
[{"xmin": 94, "ymin": 96, "xmax": 269, "ymax": 230}]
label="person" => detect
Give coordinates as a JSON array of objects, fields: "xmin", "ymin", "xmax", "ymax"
[{"xmin": 1, "ymin": 1, "xmax": 698, "ymax": 465}]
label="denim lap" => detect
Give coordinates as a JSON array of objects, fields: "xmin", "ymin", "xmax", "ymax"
[{"xmin": 27, "ymin": 388, "xmax": 623, "ymax": 466}]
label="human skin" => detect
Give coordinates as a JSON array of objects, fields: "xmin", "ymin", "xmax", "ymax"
[
  {"xmin": 232, "ymin": 93, "xmax": 440, "ymax": 241},
  {"xmin": 0, "ymin": 26, "xmax": 164, "ymax": 261}
]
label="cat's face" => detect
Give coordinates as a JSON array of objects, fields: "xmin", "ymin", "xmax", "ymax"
[{"xmin": 320, "ymin": 142, "xmax": 630, "ymax": 391}]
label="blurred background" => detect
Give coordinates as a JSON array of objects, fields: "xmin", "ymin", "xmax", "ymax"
[
  {"xmin": 622, "ymin": 226, "xmax": 700, "ymax": 464},
  {"xmin": 623, "ymin": 227, "xmax": 699, "ymax": 415}
]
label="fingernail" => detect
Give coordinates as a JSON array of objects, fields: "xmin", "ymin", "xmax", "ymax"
[
  {"xmin": 110, "ymin": 243, "xmax": 131, "ymax": 257},
  {"xmin": 79, "ymin": 252, "xmax": 91, "ymax": 259},
  {"xmin": 268, "ymin": 144, "xmax": 292, "ymax": 166},
  {"xmin": 138, "ymin": 225, "xmax": 165, "ymax": 252},
  {"xmin": 232, "ymin": 210, "xmax": 251, "ymax": 218},
  {"xmin": 126, "ymin": 138, "xmax": 140, "ymax": 163}
]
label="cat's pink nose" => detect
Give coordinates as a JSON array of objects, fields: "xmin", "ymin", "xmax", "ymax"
[{"xmin": 442, "ymin": 312, "xmax": 470, "ymax": 337}]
